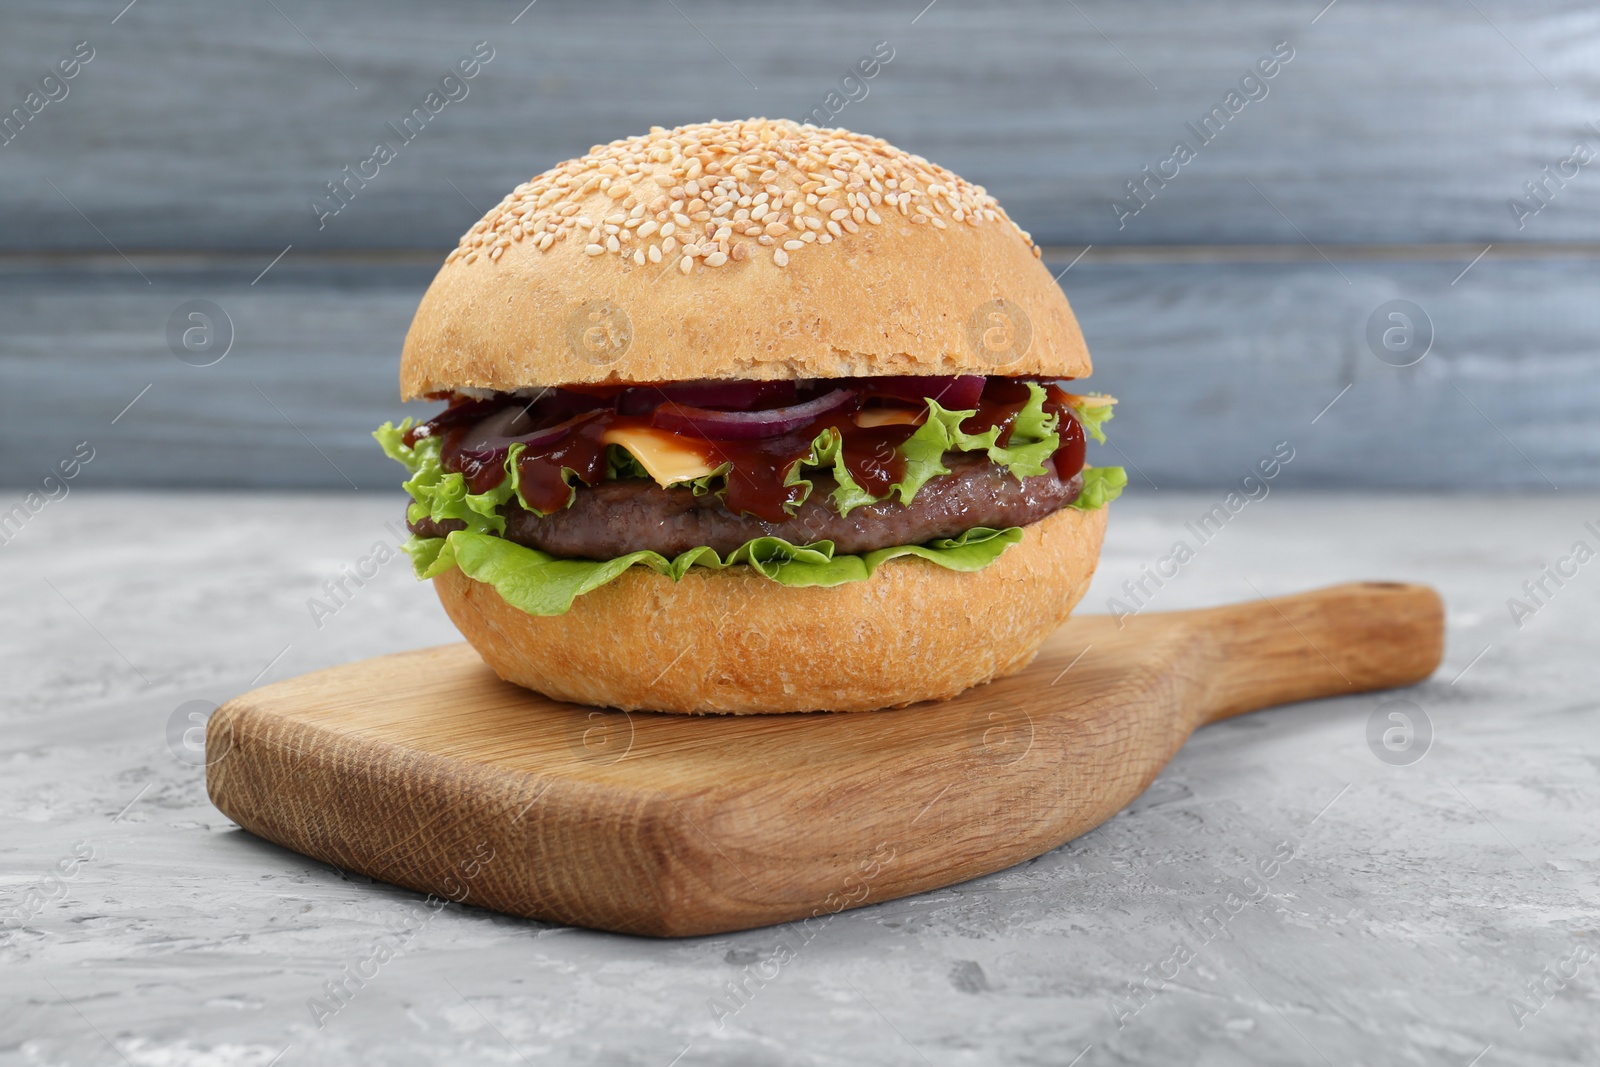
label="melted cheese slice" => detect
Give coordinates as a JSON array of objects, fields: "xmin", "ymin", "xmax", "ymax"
[
  {"xmin": 854, "ymin": 407, "xmax": 926, "ymax": 428},
  {"xmin": 601, "ymin": 425, "xmax": 721, "ymax": 487}
]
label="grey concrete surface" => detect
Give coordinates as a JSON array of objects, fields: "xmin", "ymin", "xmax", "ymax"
[{"xmin": 2, "ymin": 491, "xmax": 1597, "ymax": 1066}]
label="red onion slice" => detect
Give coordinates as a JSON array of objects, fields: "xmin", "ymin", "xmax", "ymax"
[
  {"xmin": 404, "ymin": 396, "xmax": 510, "ymax": 445},
  {"xmin": 452, "ymin": 408, "xmax": 602, "ymax": 467},
  {"xmin": 856, "ymin": 375, "xmax": 985, "ymax": 410},
  {"xmin": 651, "ymin": 387, "xmax": 858, "ymax": 440},
  {"xmin": 617, "ymin": 379, "xmax": 798, "ymax": 416}
]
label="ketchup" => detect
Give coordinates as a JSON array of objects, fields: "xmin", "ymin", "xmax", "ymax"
[
  {"xmin": 836, "ymin": 423, "xmax": 916, "ymax": 497},
  {"xmin": 426, "ymin": 376, "xmax": 1088, "ymax": 520},
  {"xmin": 402, "ymin": 396, "xmax": 503, "ymax": 448},
  {"xmin": 960, "ymin": 377, "xmax": 1035, "ymax": 446},
  {"xmin": 512, "ymin": 417, "xmax": 611, "ymax": 515},
  {"xmin": 1052, "ymin": 407, "xmax": 1087, "ymax": 481}
]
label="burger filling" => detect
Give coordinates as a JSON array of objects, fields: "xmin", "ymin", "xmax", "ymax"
[{"xmin": 375, "ymin": 376, "xmax": 1125, "ymax": 616}]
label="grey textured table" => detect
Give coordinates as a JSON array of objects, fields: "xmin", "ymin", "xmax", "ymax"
[{"xmin": 3, "ymin": 491, "xmax": 1596, "ymax": 1066}]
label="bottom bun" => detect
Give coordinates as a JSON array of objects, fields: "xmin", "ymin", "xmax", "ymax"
[{"xmin": 433, "ymin": 505, "xmax": 1108, "ymax": 714}]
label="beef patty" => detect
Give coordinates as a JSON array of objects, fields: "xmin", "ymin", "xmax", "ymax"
[{"xmin": 409, "ymin": 454, "xmax": 1082, "ymax": 559}]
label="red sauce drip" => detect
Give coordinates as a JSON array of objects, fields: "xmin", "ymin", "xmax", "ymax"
[
  {"xmin": 433, "ymin": 375, "xmax": 1095, "ymax": 520},
  {"xmin": 836, "ymin": 423, "xmax": 916, "ymax": 497},
  {"xmin": 511, "ymin": 417, "xmax": 611, "ymax": 514},
  {"xmin": 959, "ymin": 377, "xmax": 1035, "ymax": 446},
  {"xmin": 441, "ymin": 425, "xmax": 515, "ymax": 495},
  {"xmin": 1039, "ymin": 379, "xmax": 1087, "ymax": 481},
  {"xmin": 1053, "ymin": 409, "xmax": 1087, "ymax": 481},
  {"xmin": 712, "ymin": 432, "xmax": 821, "ymax": 523},
  {"xmin": 404, "ymin": 396, "xmax": 504, "ymax": 448}
]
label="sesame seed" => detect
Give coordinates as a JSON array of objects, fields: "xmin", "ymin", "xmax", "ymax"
[
  {"xmin": 773, "ymin": 248, "xmax": 789, "ymax": 266},
  {"xmin": 705, "ymin": 251, "xmax": 728, "ymax": 266},
  {"xmin": 679, "ymin": 255, "xmax": 694, "ymax": 274},
  {"xmin": 449, "ymin": 118, "xmax": 1024, "ymax": 270}
]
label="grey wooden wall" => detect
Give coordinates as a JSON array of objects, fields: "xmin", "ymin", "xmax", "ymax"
[{"xmin": 2, "ymin": 0, "xmax": 1597, "ymax": 489}]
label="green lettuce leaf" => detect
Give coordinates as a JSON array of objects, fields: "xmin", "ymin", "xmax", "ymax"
[
  {"xmin": 1059, "ymin": 396, "xmax": 1122, "ymax": 507},
  {"xmin": 380, "ymin": 384, "xmax": 1120, "ymax": 526},
  {"xmin": 827, "ymin": 381, "xmax": 1062, "ymax": 515},
  {"xmin": 376, "ymin": 421, "xmax": 519, "ymax": 535},
  {"xmin": 1068, "ymin": 398, "xmax": 1114, "ymax": 444},
  {"xmin": 606, "ymin": 444, "xmax": 653, "ymax": 481},
  {"xmin": 429, "ymin": 525, "xmax": 1024, "ymax": 616},
  {"xmin": 375, "ymin": 387, "xmax": 1124, "ymax": 618},
  {"xmin": 1072, "ymin": 466, "xmax": 1128, "ymax": 510}
]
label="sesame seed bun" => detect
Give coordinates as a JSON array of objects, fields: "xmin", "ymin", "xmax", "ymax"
[
  {"xmin": 431, "ymin": 505, "xmax": 1107, "ymax": 714},
  {"xmin": 400, "ymin": 118, "xmax": 1091, "ymax": 397}
]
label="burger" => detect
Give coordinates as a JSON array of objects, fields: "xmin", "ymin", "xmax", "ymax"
[{"xmin": 375, "ymin": 119, "xmax": 1124, "ymax": 714}]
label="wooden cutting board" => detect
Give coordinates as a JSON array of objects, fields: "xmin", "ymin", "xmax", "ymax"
[{"xmin": 207, "ymin": 582, "xmax": 1442, "ymax": 937}]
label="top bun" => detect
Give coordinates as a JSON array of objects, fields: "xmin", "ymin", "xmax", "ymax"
[{"xmin": 401, "ymin": 119, "xmax": 1090, "ymax": 398}]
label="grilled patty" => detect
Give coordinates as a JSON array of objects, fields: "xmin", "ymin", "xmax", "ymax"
[{"xmin": 409, "ymin": 455, "xmax": 1081, "ymax": 559}]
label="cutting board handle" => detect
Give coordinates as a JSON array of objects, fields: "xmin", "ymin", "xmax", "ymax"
[{"xmin": 1187, "ymin": 581, "xmax": 1444, "ymax": 724}]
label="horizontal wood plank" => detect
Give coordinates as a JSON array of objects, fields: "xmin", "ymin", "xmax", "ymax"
[
  {"xmin": 1, "ymin": 0, "xmax": 1596, "ymax": 250},
  {"xmin": 2, "ymin": 252, "xmax": 1593, "ymax": 490}
]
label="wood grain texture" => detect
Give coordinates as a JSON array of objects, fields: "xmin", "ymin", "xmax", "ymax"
[
  {"xmin": 5, "ymin": 0, "xmax": 1596, "ymax": 494},
  {"xmin": 206, "ymin": 581, "xmax": 1443, "ymax": 937},
  {"xmin": 2, "ymin": 0, "xmax": 1596, "ymax": 250}
]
